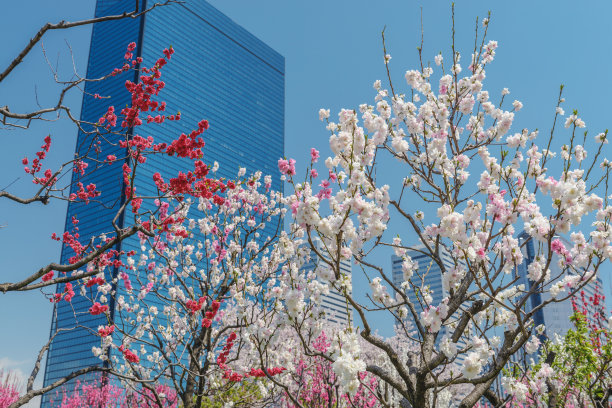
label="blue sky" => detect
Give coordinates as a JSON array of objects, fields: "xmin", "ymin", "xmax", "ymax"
[{"xmin": 1, "ymin": 0, "xmax": 611, "ymax": 390}]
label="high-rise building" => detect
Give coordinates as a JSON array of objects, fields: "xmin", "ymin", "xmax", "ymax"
[
  {"xmin": 515, "ymin": 231, "xmax": 547, "ymax": 330},
  {"xmin": 391, "ymin": 245, "xmax": 470, "ymax": 365},
  {"xmin": 391, "ymin": 247, "xmax": 453, "ymax": 313},
  {"xmin": 391, "ymin": 246, "xmax": 453, "ymax": 347},
  {"xmin": 515, "ymin": 231, "xmax": 604, "ymax": 339},
  {"xmin": 506, "ymin": 231, "xmax": 605, "ymax": 388},
  {"xmin": 41, "ymin": 1, "xmax": 284, "ymax": 405},
  {"xmin": 301, "ymin": 239, "xmax": 353, "ymax": 326}
]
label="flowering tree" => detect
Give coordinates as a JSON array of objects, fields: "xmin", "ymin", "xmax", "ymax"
[
  {"xmin": 0, "ymin": 2, "xmax": 293, "ymax": 406},
  {"xmin": 2, "ymin": 38, "xmax": 229, "ymax": 406},
  {"xmin": 269, "ymin": 12, "xmax": 611, "ymax": 408},
  {"xmin": 0, "ymin": 0, "xmax": 176, "ymax": 131},
  {"xmin": 0, "ymin": 5, "xmax": 185, "ymax": 403},
  {"xmin": 280, "ymin": 331, "xmax": 380, "ymax": 408},
  {"xmin": 90, "ymin": 166, "xmax": 289, "ymax": 408},
  {"xmin": 1, "ymin": 28, "xmax": 289, "ymax": 406},
  {"xmin": 47, "ymin": 377, "xmax": 178, "ymax": 408},
  {"xmin": 0, "ymin": 371, "xmax": 20, "ymax": 408},
  {"xmin": 502, "ymin": 285, "xmax": 611, "ymax": 407},
  {"xmin": 0, "ymin": 3, "xmax": 177, "ymax": 294},
  {"xmin": 1, "ymin": 39, "xmax": 184, "ymax": 295},
  {"xmin": 3, "ymin": 5, "xmax": 612, "ymax": 408}
]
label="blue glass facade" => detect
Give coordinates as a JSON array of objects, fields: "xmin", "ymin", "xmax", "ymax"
[
  {"xmin": 41, "ymin": 1, "xmax": 284, "ymax": 405},
  {"xmin": 515, "ymin": 232, "xmax": 603, "ymax": 339},
  {"xmin": 391, "ymin": 246, "xmax": 459, "ymax": 348},
  {"xmin": 391, "ymin": 250, "xmax": 449, "ymax": 315},
  {"xmin": 299, "ymin": 240, "xmax": 353, "ymax": 326},
  {"xmin": 515, "ymin": 231, "xmax": 546, "ymax": 331}
]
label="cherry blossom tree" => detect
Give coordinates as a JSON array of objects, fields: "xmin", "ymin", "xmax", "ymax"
[
  {"xmin": 0, "ymin": 371, "xmax": 20, "ymax": 408},
  {"xmin": 0, "ymin": 0, "xmax": 176, "ymax": 131},
  {"xmin": 1, "ymin": 32, "xmax": 289, "ymax": 405},
  {"xmin": 279, "ymin": 331, "xmax": 381, "ymax": 408},
  {"xmin": 45, "ymin": 377, "xmax": 178, "ymax": 408},
  {"xmin": 2, "ymin": 39, "xmax": 226, "ymax": 406},
  {"xmin": 3, "ymin": 4, "xmax": 612, "ymax": 408},
  {"xmin": 502, "ymin": 284, "xmax": 611, "ymax": 407},
  {"xmin": 0, "ymin": 4, "xmax": 178, "ymax": 293},
  {"xmin": 0, "ymin": 3, "xmax": 292, "ymax": 406},
  {"xmin": 269, "ymin": 11, "xmax": 611, "ymax": 408},
  {"xmin": 88, "ymin": 166, "xmax": 289, "ymax": 408}
]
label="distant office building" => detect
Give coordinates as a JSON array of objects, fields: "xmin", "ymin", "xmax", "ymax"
[
  {"xmin": 391, "ymin": 247, "xmax": 453, "ymax": 314},
  {"xmin": 392, "ymin": 245, "xmax": 472, "ymax": 366},
  {"xmin": 507, "ymin": 231, "xmax": 605, "ymax": 390},
  {"xmin": 41, "ymin": 1, "xmax": 284, "ymax": 406},
  {"xmin": 515, "ymin": 232, "xmax": 547, "ymax": 330},
  {"xmin": 301, "ymin": 239, "xmax": 353, "ymax": 325},
  {"xmin": 392, "ymin": 246, "xmax": 457, "ymax": 342},
  {"xmin": 516, "ymin": 231, "xmax": 604, "ymax": 339}
]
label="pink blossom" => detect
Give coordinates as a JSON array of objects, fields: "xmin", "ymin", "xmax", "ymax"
[
  {"xmin": 310, "ymin": 148, "xmax": 320, "ymax": 162},
  {"xmin": 278, "ymin": 158, "xmax": 296, "ymax": 175}
]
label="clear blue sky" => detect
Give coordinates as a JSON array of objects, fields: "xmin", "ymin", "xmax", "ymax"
[{"xmin": 1, "ymin": 0, "xmax": 611, "ymax": 387}]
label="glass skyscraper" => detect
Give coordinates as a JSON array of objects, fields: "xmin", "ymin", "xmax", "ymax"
[
  {"xmin": 515, "ymin": 231, "xmax": 547, "ymax": 331},
  {"xmin": 391, "ymin": 246, "xmax": 453, "ymax": 320},
  {"xmin": 508, "ymin": 232, "xmax": 604, "ymax": 373},
  {"xmin": 41, "ymin": 1, "xmax": 284, "ymax": 406},
  {"xmin": 300, "ymin": 239, "xmax": 353, "ymax": 326},
  {"xmin": 391, "ymin": 246, "xmax": 452, "ymax": 344},
  {"xmin": 391, "ymin": 245, "xmax": 469, "ymax": 363},
  {"xmin": 515, "ymin": 231, "xmax": 604, "ymax": 339}
]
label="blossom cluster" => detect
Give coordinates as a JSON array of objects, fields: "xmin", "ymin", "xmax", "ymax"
[{"xmin": 275, "ymin": 23, "xmax": 611, "ymax": 407}]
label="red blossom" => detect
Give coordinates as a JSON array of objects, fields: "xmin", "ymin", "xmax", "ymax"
[
  {"xmin": 85, "ymin": 277, "xmax": 105, "ymax": 288},
  {"xmin": 119, "ymin": 345, "xmax": 139, "ymax": 364},
  {"xmin": 131, "ymin": 197, "xmax": 143, "ymax": 213},
  {"xmin": 186, "ymin": 296, "xmax": 206, "ymax": 314},
  {"xmin": 64, "ymin": 282, "xmax": 75, "ymax": 302},
  {"xmin": 98, "ymin": 325, "xmax": 115, "ymax": 337},
  {"xmin": 162, "ymin": 46, "xmax": 174, "ymax": 60},
  {"xmin": 42, "ymin": 271, "xmax": 55, "ymax": 282},
  {"xmin": 73, "ymin": 160, "xmax": 88, "ymax": 175},
  {"xmin": 89, "ymin": 302, "xmax": 109, "ymax": 315},
  {"xmin": 30, "ymin": 45, "xmax": 231, "ymax": 339},
  {"xmin": 69, "ymin": 182, "xmax": 100, "ymax": 204},
  {"xmin": 121, "ymin": 272, "xmax": 133, "ymax": 292}
]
